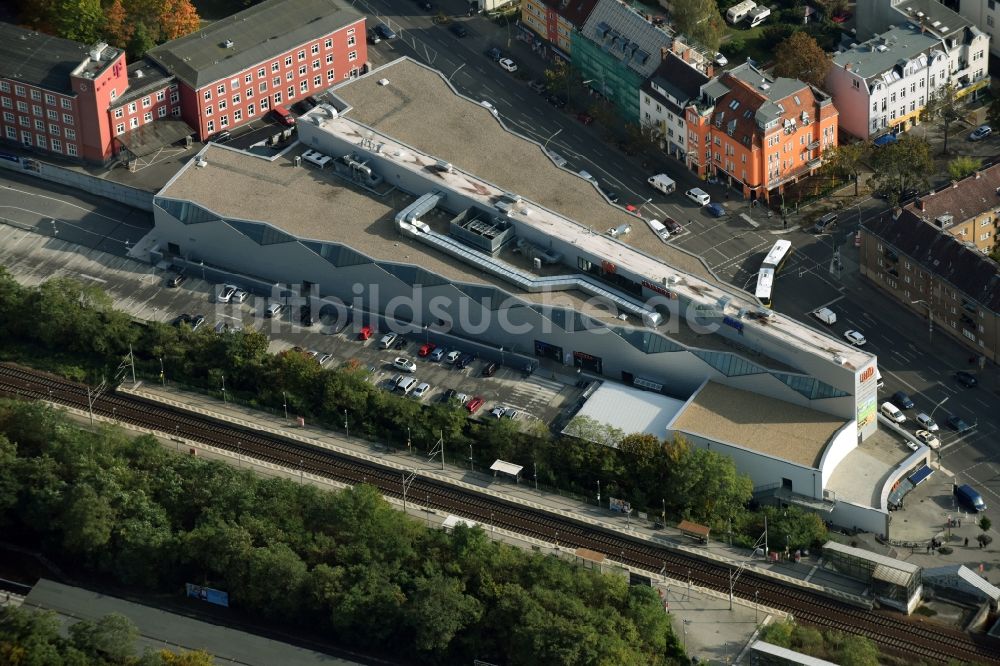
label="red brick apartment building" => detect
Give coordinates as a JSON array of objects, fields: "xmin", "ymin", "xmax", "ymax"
[{"xmin": 0, "ymin": 0, "xmax": 365, "ymax": 165}]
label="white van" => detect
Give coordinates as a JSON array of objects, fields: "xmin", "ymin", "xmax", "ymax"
[
  {"xmin": 812, "ymin": 307, "xmax": 837, "ymax": 325},
  {"xmin": 685, "ymin": 188, "xmax": 711, "ymax": 206},
  {"xmin": 726, "ymin": 0, "xmax": 756, "ymax": 24},
  {"xmin": 647, "ymin": 219, "xmax": 670, "ymax": 243},
  {"xmin": 578, "ymin": 170, "xmax": 599, "ymax": 186},
  {"xmin": 746, "ymin": 5, "xmax": 770, "ymax": 27},
  {"xmin": 647, "ymin": 173, "xmax": 676, "ymax": 194},
  {"xmin": 880, "ymin": 401, "xmax": 906, "ymax": 424},
  {"xmin": 380, "ymin": 332, "xmax": 398, "ymax": 349},
  {"xmin": 396, "ymin": 376, "xmax": 417, "ymax": 394},
  {"xmin": 876, "ymin": 370, "xmax": 884, "ymax": 390}
]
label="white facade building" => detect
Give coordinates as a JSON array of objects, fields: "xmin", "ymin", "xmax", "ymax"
[
  {"xmin": 949, "ymin": 0, "xmax": 1000, "ymax": 58},
  {"xmin": 828, "ymin": 21, "xmax": 989, "ymax": 140},
  {"xmin": 639, "ymin": 51, "xmax": 708, "ymax": 159}
]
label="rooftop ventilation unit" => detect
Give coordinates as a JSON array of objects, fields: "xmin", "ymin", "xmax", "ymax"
[
  {"xmin": 377, "ymin": 78, "xmax": 390, "ymax": 86},
  {"xmin": 195, "ymin": 157, "xmax": 208, "ymax": 168},
  {"xmin": 135, "ymin": 70, "xmax": 144, "ymax": 78},
  {"xmin": 224, "ymin": 39, "xmax": 234, "ymax": 48},
  {"xmin": 89, "ymin": 43, "xmax": 107, "ymax": 61},
  {"xmin": 435, "ymin": 160, "xmax": 453, "ymax": 173}
]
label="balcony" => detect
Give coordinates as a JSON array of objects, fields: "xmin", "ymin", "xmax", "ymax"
[{"xmin": 808, "ymin": 140, "xmax": 820, "ymax": 150}]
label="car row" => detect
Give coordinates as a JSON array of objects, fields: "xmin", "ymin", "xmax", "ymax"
[{"xmin": 879, "ymin": 381, "xmax": 978, "ymax": 445}]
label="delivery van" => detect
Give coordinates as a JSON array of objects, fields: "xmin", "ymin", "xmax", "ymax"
[
  {"xmin": 954, "ymin": 483, "xmax": 987, "ymax": 512},
  {"xmin": 813, "ymin": 307, "xmax": 837, "ymax": 325},
  {"xmin": 647, "ymin": 173, "xmax": 677, "ymax": 194}
]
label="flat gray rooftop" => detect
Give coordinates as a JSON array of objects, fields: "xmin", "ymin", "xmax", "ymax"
[
  {"xmin": 670, "ymin": 381, "xmax": 847, "ymax": 468},
  {"xmin": 331, "ymin": 58, "xmax": 715, "ymax": 284},
  {"xmin": 832, "ymin": 23, "xmax": 941, "ymax": 81},
  {"xmin": 24, "ymin": 579, "xmax": 362, "ymax": 665},
  {"xmin": 825, "ymin": 428, "xmax": 903, "ymax": 508}
]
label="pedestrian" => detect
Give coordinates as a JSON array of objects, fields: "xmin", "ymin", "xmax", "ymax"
[
  {"xmin": 959, "ymin": 519, "xmax": 962, "ymax": 528},
  {"xmin": 927, "ymin": 543, "xmax": 931, "ymax": 553},
  {"xmin": 965, "ymin": 537, "xmax": 969, "ymax": 547}
]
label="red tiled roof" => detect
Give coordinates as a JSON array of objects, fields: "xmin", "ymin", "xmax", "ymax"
[
  {"xmin": 558, "ymin": 0, "xmax": 599, "ymax": 26},
  {"xmin": 902, "ymin": 162, "xmax": 1000, "ymax": 223}
]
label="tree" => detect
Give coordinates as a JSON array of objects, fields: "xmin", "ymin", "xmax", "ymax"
[
  {"xmin": 948, "ymin": 155, "xmax": 982, "ymax": 181},
  {"xmin": 102, "ymin": 0, "xmax": 133, "ymax": 47},
  {"xmin": 822, "ymin": 142, "xmax": 870, "ymax": 195},
  {"xmin": 0, "ymin": 435, "xmax": 17, "ymax": 524},
  {"xmin": 159, "ymin": 0, "xmax": 201, "ymax": 41},
  {"xmin": 60, "ymin": 483, "xmax": 116, "ymax": 554},
  {"xmin": 988, "ymin": 97, "xmax": 1000, "ymax": 129},
  {"xmin": 980, "ymin": 516, "xmax": 992, "ymax": 532},
  {"xmin": 54, "ymin": 0, "xmax": 105, "ymax": 43},
  {"xmin": 404, "ymin": 574, "xmax": 482, "ymax": 652},
  {"xmin": 672, "ymin": 0, "xmax": 725, "ymax": 51},
  {"xmin": 69, "ymin": 612, "xmax": 139, "ymax": 663},
  {"xmin": 869, "ymin": 135, "xmax": 932, "ymax": 207},
  {"xmin": 922, "ymin": 83, "xmax": 964, "ymax": 155},
  {"xmin": 773, "ymin": 32, "xmax": 831, "ymax": 88},
  {"xmin": 835, "ymin": 634, "xmax": 880, "ymax": 666},
  {"xmin": 128, "ymin": 22, "xmax": 156, "ymax": 60}
]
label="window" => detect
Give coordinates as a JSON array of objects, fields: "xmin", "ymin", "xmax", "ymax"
[
  {"xmin": 130, "ymin": 117, "xmax": 139, "ymax": 129},
  {"xmin": 0, "ymin": 82, "xmax": 7, "ymax": 93},
  {"xmin": 49, "ymin": 124, "xmax": 59, "ymax": 136},
  {"xmin": 232, "ymin": 93, "xmax": 241, "ymax": 104},
  {"xmin": 18, "ymin": 116, "xmax": 27, "ymax": 127},
  {"xmin": 30, "ymin": 89, "xmax": 40, "ymax": 101},
  {"xmin": 287, "ymin": 86, "xmax": 295, "ymax": 99},
  {"xmin": 60, "ymin": 98, "xmax": 71, "ymax": 110},
  {"xmin": 273, "ymin": 77, "xmax": 280, "ymax": 87},
  {"xmin": 274, "ymin": 91, "xmax": 283, "ymax": 104},
  {"xmin": 62, "ymin": 113, "xmax": 73, "ymax": 125},
  {"xmin": 66, "ymin": 143, "xmax": 76, "ymax": 157},
  {"xmin": 170, "ymin": 90, "xmax": 179, "ymax": 104},
  {"xmin": 989, "ymin": 15, "xmax": 995, "ymax": 27},
  {"xmin": 1, "ymin": 111, "xmax": 10, "ymax": 122},
  {"xmin": 32, "ymin": 105, "xmax": 41, "ymax": 116},
  {"xmin": 116, "ymin": 123, "xmax": 125, "ymax": 135},
  {"xmin": 347, "ymin": 27, "xmax": 355, "ymax": 35},
  {"xmin": 158, "ymin": 106, "xmax": 166, "ymax": 118},
  {"xmin": 284, "ymin": 56, "xmax": 292, "ymax": 66},
  {"xmin": 16, "ymin": 101, "xmax": 26, "ymax": 112},
  {"xmin": 872, "ymin": 101, "xmax": 877, "ymax": 112},
  {"xmin": 990, "ymin": 0, "xmax": 996, "ymax": 9},
  {"xmin": 258, "ymin": 68, "xmax": 266, "ymax": 78},
  {"xmin": 260, "ymin": 97, "xmax": 269, "ymax": 111},
  {"xmin": 20, "ymin": 131, "xmax": 30, "ymax": 146},
  {"xmin": 51, "ymin": 138, "xmax": 61, "ymax": 152},
  {"xmin": 36, "ymin": 135, "xmax": 45, "ymax": 150},
  {"xmin": 4, "ymin": 127, "xmax": 14, "ymax": 140},
  {"xmin": 298, "ymin": 65, "xmax": 307, "ymax": 76},
  {"xmin": 44, "ymin": 93, "xmax": 55, "ymax": 105},
  {"xmin": 286, "ymin": 72, "xmax": 294, "ymax": 81},
  {"xmin": 347, "ymin": 35, "xmax": 356, "ymax": 47},
  {"xmin": 34, "ymin": 119, "xmax": 44, "ymax": 130},
  {"xmin": 312, "ymin": 59, "xmax": 320, "ymax": 70},
  {"xmin": 311, "ymin": 44, "xmax": 319, "ymax": 55},
  {"xmin": 15, "ymin": 85, "xmax": 25, "ymax": 97},
  {"xmin": 326, "ymin": 54, "xmax": 334, "ymax": 64},
  {"xmin": 299, "ymin": 80, "xmax": 308, "ymax": 92},
  {"xmin": 217, "ymin": 84, "xmax": 226, "ymax": 95},
  {"xmin": 297, "ymin": 50, "xmax": 306, "ymax": 60},
  {"xmin": 234, "ymin": 108, "xmax": 242, "ymax": 121},
  {"xmin": 207, "ymin": 120, "xmax": 215, "ymax": 133},
  {"xmin": 348, "ymin": 51, "xmax": 357, "ymax": 62},
  {"xmin": 0, "ymin": 97, "xmax": 9, "ymax": 108},
  {"xmin": 245, "ymin": 73, "xmax": 252, "ymax": 84},
  {"xmin": 204, "ymin": 90, "xmax": 212, "ymax": 101},
  {"xmin": 271, "ymin": 61, "xmax": 280, "ymax": 72},
  {"xmin": 230, "ymin": 78, "xmax": 239, "ymax": 89},
  {"xmin": 172, "ymin": 107, "xmax": 180, "ymax": 118},
  {"xmin": 205, "ymin": 105, "xmax": 213, "ymax": 116},
  {"xmin": 156, "ymin": 90, "xmax": 165, "ymax": 102},
  {"xmin": 247, "ymin": 103, "xmax": 255, "ymax": 117},
  {"xmin": 245, "ymin": 87, "xmax": 253, "ymax": 98},
  {"xmin": 220, "ymin": 115, "xmax": 229, "ymax": 128},
  {"xmin": 218, "ymin": 100, "xmax": 227, "ymax": 111},
  {"xmin": 259, "ymin": 82, "xmax": 267, "ymax": 93},
  {"xmin": 143, "ymin": 111, "xmax": 152, "ymax": 122},
  {"xmin": 852, "ymin": 80, "xmax": 860, "ymax": 89},
  {"xmin": 128, "ymin": 102, "xmax": 136, "ymax": 114},
  {"xmin": 324, "ymin": 38, "xmax": 332, "ymax": 48},
  {"xmin": 327, "ymin": 69, "xmax": 335, "ymax": 82},
  {"xmin": 140, "ymin": 96, "xmax": 150, "ymax": 108},
  {"xmin": 313, "ymin": 75, "xmax": 321, "ymax": 87}
]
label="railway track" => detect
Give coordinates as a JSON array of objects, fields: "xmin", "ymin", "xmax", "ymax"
[{"xmin": 1, "ymin": 363, "xmax": 998, "ymax": 664}]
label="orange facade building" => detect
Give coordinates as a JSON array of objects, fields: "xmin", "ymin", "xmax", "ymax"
[{"xmin": 686, "ymin": 61, "xmax": 838, "ymax": 203}]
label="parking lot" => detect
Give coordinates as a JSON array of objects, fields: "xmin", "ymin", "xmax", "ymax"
[{"xmin": 0, "ymin": 223, "xmax": 583, "ymax": 427}]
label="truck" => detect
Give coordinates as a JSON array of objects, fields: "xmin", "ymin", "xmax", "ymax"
[
  {"xmin": 647, "ymin": 173, "xmax": 676, "ymax": 194},
  {"xmin": 812, "ymin": 307, "xmax": 837, "ymax": 325},
  {"xmin": 954, "ymin": 483, "xmax": 987, "ymax": 512}
]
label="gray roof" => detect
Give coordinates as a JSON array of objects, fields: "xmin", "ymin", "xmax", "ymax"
[
  {"xmin": 580, "ymin": 0, "xmax": 672, "ymax": 78},
  {"xmin": 923, "ymin": 565, "xmax": 1000, "ymax": 602},
  {"xmin": 645, "ymin": 52, "xmax": 708, "ymax": 111},
  {"xmin": 892, "ymin": 0, "xmax": 973, "ymax": 42},
  {"xmin": 832, "ymin": 23, "xmax": 942, "ymax": 81},
  {"xmin": 722, "ymin": 60, "xmax": 809, "ymax": 126},
  {"xmin": 146, "ymin": 0, "xmax": 363, "ymax": 90},
  {"xmin": 24, "ymin": 579, "xmax": 364, "ymax": 665},
  {"xmin": 0, "ymin": 22, "xmax": 99, "ymax": 95},
  {"xmin": 114, "ymin": 60, "xmax": 176, "ymax": 107}
]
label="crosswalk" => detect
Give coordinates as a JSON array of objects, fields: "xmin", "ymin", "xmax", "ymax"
[{"xmin": 505, "ymin": 374, "xmax": 567, "ymax": 413}]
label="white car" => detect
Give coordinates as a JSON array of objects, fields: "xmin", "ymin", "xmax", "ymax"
[
  {"xmin": 490, "ymin": 405, "xmax": 506, "ymax": 418},
  {"xmin": 498, "ymin": 58, "xmax": 518, "ymax": 73},
  {"xmin": 685, "ymin": 188, "xmax": 710, "ymax": 206},
  {"xmin": 393, "ymin": 357, "xmax": 417, "ymax": 373},
  {"xmin": 713, "ymin": 52, "xmax": 728, "ymax": 67},
  {"xmin": 480, "ymin": 100, "xmax": 499, "ymax": 117},
  {"xmin": 915, "ymin": 429, "xmax": 941, "ymax": 450},
  {"xmin": 880, "ymin": 401, "xmax": 905, "ymax": 424},
  {"xmin": 843, "ymin": 329, "xmax": 867, "ymax": 346},
  {"xmin": 915, "ymin": 412, "xmax": 939, "ymax": 432},
  {"xmin": 456, "ymin": 392, "xmax": 470, "ymax": 405},
  {"xmin": 264, "ymin": 302, "xmax": 284, "ymax": 318},
  {"xmin": 318, "ymin": 353, "xmax": 333, "ymax": 366},
  {"xmin": 232, "ymin": 288, "xmax": 249, "ymax": 303},
  {"xmin": 412, "ymin": 382, "xmax": 431, "ymax": 399},
  {"xmin": 430, "ymin": 348, "xmax": 446, "ymax": 361},
  {"xmin": 217, "ymin": 284, "xmax": 238, "ymax": 303},
  {"xmin": 445, "ymin": 350, "xmax": 461, "ymax": 364}
]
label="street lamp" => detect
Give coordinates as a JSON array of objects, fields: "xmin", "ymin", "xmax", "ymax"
[
  {"xmin": 682, "ymin": 619, "xmax": 691, "ymax": 653},
  {"xmin": 159, "ymin": 357, "xmax": 165, "ymax": 386},
  {"xmin": 221, "ymin": 373, "xmax": 227, "ymax": 403},
  {"xmin": 407, "ymin": 426, "xmax": 411, "ymax": 452},
  {"xmin": 596, "ymin": 479, "xmax": 601, "ymax": 505},
  {"xmin": 343, "ymin": 408, "xmax": 349, "ymax": 438},
  {"xmin": 499, "ymin": 346, "xmax": 505, "ymax": 368},
  {"xmin": 930, "ymin": 396, "xmax": 950, "ymax": 418},
  {"xmin": 911, "ymin": 299, "xmax": 933, "ymax": 342},
  {"xmin": 282, "ymin": 391, "xmax": 288, "ymax": 423}
]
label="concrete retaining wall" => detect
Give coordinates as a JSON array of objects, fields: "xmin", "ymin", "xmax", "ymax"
[{"xmin": 0, "ymin": 153, "xmax": 154, "ymax": 211}]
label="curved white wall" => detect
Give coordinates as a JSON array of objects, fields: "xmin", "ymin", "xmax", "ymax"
[{"xmin": 819, "ymin": 421, "xmax": 858, "ymax": 491}]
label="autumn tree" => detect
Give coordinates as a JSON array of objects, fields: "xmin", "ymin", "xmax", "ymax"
[
  {"xmin": 773, "ymin": 32, "xmax": 831, "ymax": 88},
  {"xmin": 672, "ymin": 0, "xmax": 725, "ymax": 52},
  {"xmin": 948, "ymin": 155, "xmax": 982, "ymax": 181},
  {"xmin": 159, "ymin": 0, "xmax": 202, "ymax": 42},
  {"xmin": 102, "ymin": 0, "xmax": 134, "ymax": 48}
]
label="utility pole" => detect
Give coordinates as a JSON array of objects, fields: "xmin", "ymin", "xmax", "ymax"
[
  {"xmin": 344, "ymin": 409, "xmax": 349, "ymax": 438},
  {"xmin": 282, "ymin": 391, "xmax": 288, "ymax": 423},
  {"xmin": 402, "ymin": 470, "xmax": 415, "ymax": 513},
  {"xmin": 128, "ymin": 344, "xmax": 136, "ymax": 385}
]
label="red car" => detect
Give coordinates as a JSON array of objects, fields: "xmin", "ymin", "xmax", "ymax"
[
  {"xmin": 577, "ymin": 112, "xmax": 594, "ymax": 125},
  {"xmin": 272, "ymin": 105, "xmax": 296, "ymax": 126},
  {"xmin": 418, "ymin": 342, "xmax": 437, "ymax": 357},
  {"xmin": 359, "ymin": 325, "xmax": 374, "ymax": 341},
  {"xmin": 465, "ymin": 396, "xmax": 484, "ymax": 413}
]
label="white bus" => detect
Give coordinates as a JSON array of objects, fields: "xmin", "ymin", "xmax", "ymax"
[
  {"xmin": 756, "ymin": 240, "xmax": 792, "ymax": 307},
  {"xmin": 755, "ymin": 267, "xmax": 775, "ymax": 308}
]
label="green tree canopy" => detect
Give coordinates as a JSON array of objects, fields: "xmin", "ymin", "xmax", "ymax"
[
  {"xmin": 773, "ymin": 32, "xmax": 832, "ymax": 88},
  {"xmin": 672, "ymin": 0, "xmax": 725, "ymax": 52},
  {"xmin": 869, "ymin": 135, "xmax": 932, "ymax": 207},
  {"xmin": 948, "ymin": 155, "xmax": 982, "ymax": 181}
]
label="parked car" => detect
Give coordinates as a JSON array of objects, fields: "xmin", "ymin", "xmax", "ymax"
[
  {"xmin": 207, "ymin": 130, "xmax": 231, "ymax": 143},
  {"xmin": 465, "ymin": 396, "xmax": 485, "ymax": 413},
  {"xmin": 442, "ymin": 388, "xmax": 457, "ymax": 403},
  {"xmin": 394, "ymin": 337, "xmax": 409, "ymax": 350},
  {"xmin": 456, "ymin": 352, "xmax": 476, "ymax": 369},
  {"xmin": 914, "ymin": 429, "xmax": 940, "ymax": 450},
  {"xmin": 430, "ymin": 347, "xmax": 446, "ymax": 361},
  {"xmin": 172, "ymin": 313, "xmax": 192, "ymax": 327},
  {"xmin": 577, "ymin": 112, "xmax": 594, "ymax": 125},
  {"xmin": 367, "ymin": 27, "xmax": 381, "ymax": 43},
  {"xmin": 969, "ymin": 124, "xmax": 992, "ymax": 141},
  {"xmin": 529, "ymin": 79, "xmax": 547, "ymax": 94},
  {"xmin": 713, "ymin": 52, "xmax": 728, "ymax": 67},
  {"xmin": 891, "ymin": 390, "xmax": 914, "ymax": 409},
  {"xmin": 232, "ymin": 288, "xmax": 248, "ymax": 303},
  {"xmin": 456, "ymin": 393, "xmax": 471, "ymax": 405},
  {"xmin": 318, "ymin": 353, "xmax": 333, "ymax": 366},
  {"xmin": 379, "ymin": 333, "xmax": 398, "ymax": 349},
  {"xmin": 662, "ymin": 217, "xmax": 683, "ymax": 234},
  {"xmin": 272, "ymin": 106, "xmax": 295, "ymax": 127},
  {"xmin": 880, "ymin": 402, "xmax": 905, "ymax": 423},
  {"xmin": 264, "ymin": 302, "xmax": 283, "ymax": 318},
  {"xmin": 358, "ymin": 325, "xmax": 374, "ymax": 341},
  {"xmin": 393, "ymin": 357, "xmax": 417, "ymax": 373},
  {"xmin": 684, "ymin": 188, "xmax": 710, "ymax": 206},
  {"xmin": 418, "ymin": 343, "xmax": 437, "ymax": 357},
  {"xmin": 374, "ymin": 23, "xmax": 397, "ymax": 40},
  {"xmin": 602, "ymin": 188, "xmax": 620, "ymax": 203},
  {"xmin": 217, "ymin": 284, "xmax": 238, "ymax": 303},
  {"xmin": 412, "ymin": 382, "xmax": 431, "ymax": 399},
  {"xmin": 445, "ymin": 350, "xmax": 461, "ymax": 364},
  {"xmin": 498, "ymin": 58, "xmax": 517, "ymax": 73},
  {"xmin": 190, "ymin": 314, "xmax": 206, "ymax": 331},
  {"xmin": 954, "ymin": 483, "xmax": 987, "ymax": 512},
  {"xmin": 480, "ymin": 100, "xmax": 499, "ymax": 117},
  {"xmin": 504, "ymin": 408, "xmax": 519, "ymax": 420},
  {"xmin": 947, "ymin": 414, "xmax": 975, "ymax": 434},
  {"xmin": 449, "ymin": 23, "xmax": 468, "ymax": 37},
  {"xmin": 955, "ymin": 370, "xmax": 978, "ymax": 387},
  {"xmin": 481, "ymin": 362, "xmax": 498, "ymax": 377},
  {"xmin": 299, "ymin": 307, "xmax": 314, "ymax": 327},
  {"xmin": 843, "ymin": 329, "xmax": 867, "ymax": 346},
  {"xmin": 915, "ymin": 412, "xmax": 938, "ymax": 432},
  {"xmin": 547, "ymin": 94, "xmax": 567, "ymax": 109},
  {"xmin": 812, "ymin": 212, "xmax": 838, "ymax": 233},
  {"xmin": 706, "ymin": 202, "xmax": 726, "ymax": 217},
  {"xmin": 166, "ymin": 271, "xmax": 186, "ymax": 288},
  {"xmin": 490, "ymin": 405, "xmax": 506, "ymax": 418}
]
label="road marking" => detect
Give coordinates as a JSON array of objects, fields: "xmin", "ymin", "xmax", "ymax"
[
  {"xmin": 936, "ymin": 382, "xmax": 958, "ymax": 396},
  {"xmin": 76, "ymin": 273, "xmax": 107, "ymax": 283},
  {"xmin": 883, "ymin": 368, "xmax": 919, "ymax": 392}
]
